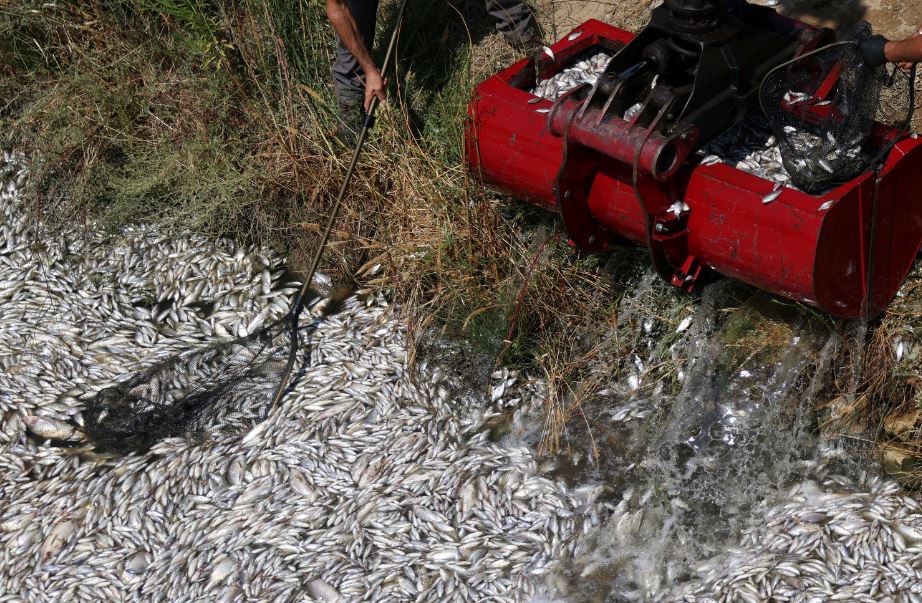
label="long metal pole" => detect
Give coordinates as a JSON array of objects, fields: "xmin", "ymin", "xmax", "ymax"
[{"xmin": 269, "ymin": 0, "xmax": 410, "ymax": 410}]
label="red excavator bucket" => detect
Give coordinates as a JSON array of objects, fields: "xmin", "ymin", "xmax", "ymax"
[{"xmin": 465, "ymin": 19, "xmax": 922, "ymax": 319}]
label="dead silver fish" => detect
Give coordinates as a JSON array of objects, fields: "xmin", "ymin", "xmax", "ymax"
[
  {"xmin": 306, "ymin": 579, "xmax": 341, "ymax": 602},
  {"xmin": 762, "ymin": 189, "xmax": 783, "ymax": 204},
  {"xmin": 24, "ymin": 415, "xmax": 81, "ymax": 441}
]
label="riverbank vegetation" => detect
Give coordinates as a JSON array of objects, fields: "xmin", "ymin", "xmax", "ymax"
[{"xmin": 1, "ymin": 1, "xmax": 920, "ymax": 479}]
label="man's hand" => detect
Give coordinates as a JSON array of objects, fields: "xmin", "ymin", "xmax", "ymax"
[
  {"xmin": 363, "ymin": 68, "xmax": 386, "ymax": 113},
  {"xmin": 864, "ymin": 26, "xmax": 922, "ymax": 69}
]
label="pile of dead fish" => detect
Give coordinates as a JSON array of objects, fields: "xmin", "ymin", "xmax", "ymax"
[
  {"xmin": 699, "ymin": 110, "xmax": 870, "ymax": 200},
  {"xmin": 782, "ymin": 126, "xmax": 863, "ymax": 184},
  {"xmin": 0, "ymin": 150, "xmax": 591, "ymax": 602},
  {"xmin": 539, "ymin": 435, "xmax": 922, "ymax": 601},
  {"xmin": 672, "ymin": 466, "xmax": 922, "ymax": 602},
  {"xmin": 698, "ymin": 117, "xmax": 836, "ymax": 205},
  {"xmin": 697, "ymin": 116, "xmax": 800, "ymax": 194},
  {"xmin": 7, "ymin": 144, "xmax": 922, "ymax": 603},
  {"xmin": 531, "ymin": 51, "xmax": 611, "ymax": 101}
]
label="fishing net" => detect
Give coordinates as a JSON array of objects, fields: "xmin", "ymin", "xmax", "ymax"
[
  {"xmin": 83, "ymin": 310, "xmax": 318, "ymax": 453},
  {"xmin": 760, "ymin": 23, "xmax": 916, "ymax": 194}
]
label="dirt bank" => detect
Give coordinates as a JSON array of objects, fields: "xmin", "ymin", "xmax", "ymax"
[{"xmin": 541, "ymin": 0, "xmax": 922, "ymax": 38}]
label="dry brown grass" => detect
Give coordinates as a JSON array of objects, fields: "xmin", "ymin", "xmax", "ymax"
[{"xmin": 813, "ymin": 264, "xmax": 922, "ymax": 486}]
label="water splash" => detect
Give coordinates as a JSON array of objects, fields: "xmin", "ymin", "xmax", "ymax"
[{"xmin": 531, "ymin": 265, "xmax": 869, "ymax": 602}]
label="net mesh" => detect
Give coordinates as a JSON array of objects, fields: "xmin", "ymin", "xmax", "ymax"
[
  {"xmin": 83, "ymin": 314, "xmax": 315, "ymax": 453},
  {"xmin": 760, "ymin": 23, "xmax": 915, "ymax": 194}
]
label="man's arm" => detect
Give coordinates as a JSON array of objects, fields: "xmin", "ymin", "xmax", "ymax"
[
  {"xmin": 885, "ymin": 31, "xmax": 922, "ymax": 65},
  {"xmin": 326, "ymin": 0, "xmax": 385, "ymax": 111},
  {"xmin": 860, "ymin": 28, "xmax": 922, "ymax": 68}
]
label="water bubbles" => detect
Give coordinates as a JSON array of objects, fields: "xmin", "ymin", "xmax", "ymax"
[
  {"xmin": 627, "ymin": 374, "xmax": 641, "ymax": 390},
  {"xmin": 539, "ymin": 293, "xmax": 857, "ymax": 601}
]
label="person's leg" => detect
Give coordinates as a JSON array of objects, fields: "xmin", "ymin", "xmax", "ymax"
[
  {"xmin": 331, "ymin": 0, "xmax": 380, "ymax": 142},
  {"xmin": 484, "ymin": 0, "xmax": 540, "ymax": 47}
]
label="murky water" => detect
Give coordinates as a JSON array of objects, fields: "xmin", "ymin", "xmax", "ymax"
[{"xmin": 524, "ymin": 260, "xmax": 878, "ymax": 602}]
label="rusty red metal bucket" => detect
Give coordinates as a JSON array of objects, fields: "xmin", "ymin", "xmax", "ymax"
[{"xmin": 466, "ymin": 19, "xmax": 922, "ymax": 318}]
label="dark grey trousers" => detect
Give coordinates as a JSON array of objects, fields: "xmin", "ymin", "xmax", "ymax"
[
  {"xmin": 333, "ymin": 0, "xmax": 537, "ymax": 96},
  {"xmin": 332, "ymin": 0, "xmax": 381, "ymax": 98}
]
